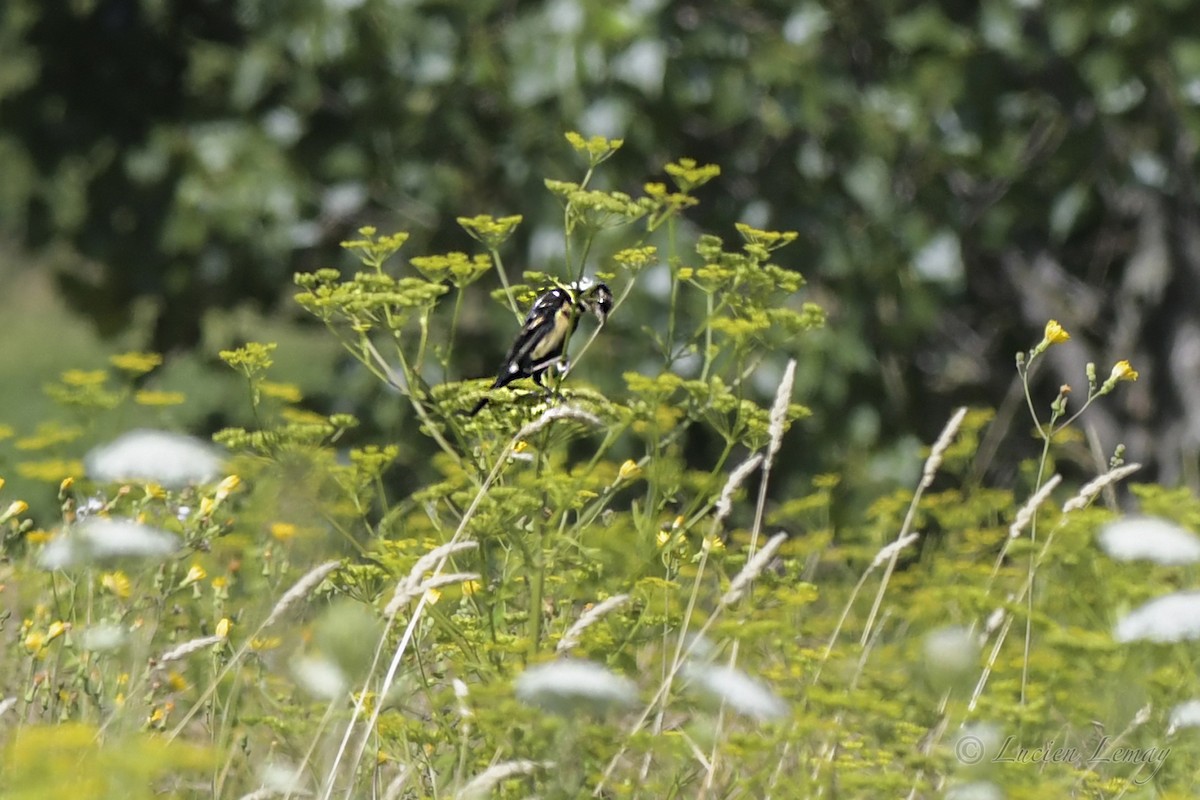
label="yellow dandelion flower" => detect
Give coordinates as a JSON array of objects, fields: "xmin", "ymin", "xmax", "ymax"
[
  {"xmin": 216, "ymin": 618, "xmax": 232, "ymax": 639},
  {"xmin": 1032, "ymin": 319, "xmax": 1071, "ymax": 356},
  {"xmin": 462, "ymin": 579, "xmax": 481, "ymax": 597},
  {"xmin": 143, "ymin": 483, "xmax": 166, "ymax": 500},
  {"xmin": 1099, "ymin": 359, "xmax": 1139, "ymax": 395},
  {"xmin": 251, "ymin": 636, "xmax": 282, "ymax": 651},
  {"xmin": 656, "ymin": 530, "xmax": 673, "ymax": 548},
  {"xmin": 703, "ymin": 535, "xmax": 726, "ymax": 552},
  {"xmin": 424, "ymin": 588, "xmax": 442, "ymax": 605},
  {"xmin": 23, "ymin": 631, "xmax": 45, "ymax": 653},
  {"xmin": 1043, "ymin": 320, "xmax": 1070, "ymax": 345},
  {"xmin": 270, "ymin": 522, "xmax": 298, "ymax": 542},
  {"xmin": 513, "ymin": 440, "xmax": 530, "ymax": 454},
  {"xmin": 168, "ymin": 672, "xmax": 189, "ymax": 692},
  {"xmin": 198, "ymin": 497, "xmax": 216, "ymax": 517},
  {"xmin": 26, "ymin": 529, "xmax": 52, "ymax": 544},
  {"xmin": 211, "ymin": 576, "xmax": 228, "ymax": 589},
  {"xmin": 46, "ymin": 621, "xmax": 68, "ymax": 641},
  {"xmin": 58, "ymin": 476, "xmax": 73, "ymax": 494},
  {"xmin": 618, "ymin": 460, "xmax": 643, "ymax": 482},
  {"xmin": 102, "ymin": 571, "xmax": 132, "ymax": 599}
]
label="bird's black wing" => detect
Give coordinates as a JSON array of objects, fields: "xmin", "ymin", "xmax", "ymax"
[{"xmin": 466, "ymin": 287, "xmax": 579, "ymax": 416}]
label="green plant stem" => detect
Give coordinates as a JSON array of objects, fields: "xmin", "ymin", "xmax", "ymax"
[{"xmin": 489, "ymin": 248, "xmax": 522, "ymax": 320}]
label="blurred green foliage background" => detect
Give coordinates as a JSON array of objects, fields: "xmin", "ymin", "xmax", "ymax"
[{"xmin": 2, "ymin": 0, "xmax": 1199, "ymax": 503}]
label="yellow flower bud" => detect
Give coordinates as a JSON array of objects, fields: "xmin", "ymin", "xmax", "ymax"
[
  {"xmin": 618, "ymin": 460, "xmax": 643, "ymax": 482},
  {"xmin": 180, "ymin": 564, "xmax": 207, "ymax": 588},
  {"xmin": 215, "ymin": 475, "xmax": 242, "ymax": 502},
  {"xmin": 1109, "ymin": 360, "xmax": 1138, "ymax": 383},
  {"xmin": 0, "ymin": 500, "xmax": 29, "ymax": 524}
]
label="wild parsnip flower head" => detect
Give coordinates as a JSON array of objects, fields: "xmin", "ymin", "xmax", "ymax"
[
  {"xmin": 1114, "ymin": 591, "xmax": 1200, "ymax": 643},
  {"xmin": 39, "ymin": 517, "xmax": 181, "ymax": 570},
  {"xmin": 1168, "ymin": 700, "xmax": 1200, "ymax": 735},
  {"xmin": 1099, "ymin": 517, "xmax": 1200, "ymax": 565},
  {"xmin": 85, "ymin": 429, "xmax": 224, "ymax": 488},
  {"xmin": 515, "ymin": 659, "xmax": 637, "ymax": 715},
  {"xmin": 683, "ymin": 662, "xmax": 789, "ymax": 721}
]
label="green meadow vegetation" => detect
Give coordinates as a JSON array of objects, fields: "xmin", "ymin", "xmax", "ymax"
[{"xmin": 2, "ymin": 136, "xmax": 1198, "ymax": 799}]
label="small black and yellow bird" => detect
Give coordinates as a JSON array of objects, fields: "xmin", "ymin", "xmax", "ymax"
[{"xmin": 467, "ymin": 280, "xmax": 613, "ymax": 416}]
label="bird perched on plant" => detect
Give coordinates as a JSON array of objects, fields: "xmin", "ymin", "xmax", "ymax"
[{"xmin": 466, "ymin": 279, "xmax": 613, "ymax": 417}]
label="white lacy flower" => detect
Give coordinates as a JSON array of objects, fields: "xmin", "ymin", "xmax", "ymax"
[
  {"xmin": 515, "ymin": 660, "xmax": 636, "ymax": 714},
  {"xmin": 85, "ymin": 429, "xmax": 224, "ymax": 488},
  {"xmin": 39, "ymin": 517, "xmax": 180, "ymax": 569},
  {"xmin": 1098, "ymin": 517, "xmax": 1200, "ymax": 565},
  {"xmin": 1115, "ymin": 592, "xmax": 1200, "ymax": 643},
  {"xmin": 685, "ymin": 663, "xmax": 788, "ymax": 721}
]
